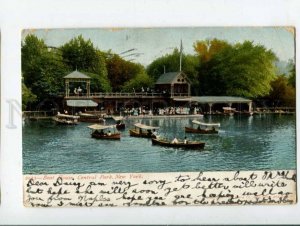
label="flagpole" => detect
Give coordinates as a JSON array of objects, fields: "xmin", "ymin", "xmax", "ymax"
[{"xmin": 180, "ymin": 39, "xmax": 183, "ymax": 72}]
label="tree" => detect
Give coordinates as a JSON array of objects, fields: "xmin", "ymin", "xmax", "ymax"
[
  {"xmin": 106, "ymin": 54, "xmax": 145, "ymax": 91},
  {"xmin": 268, "ymin": 75, "xmax": 295, "ymax": 107},
  {"xmin": 288, "ymin": 61, "xmax": 296, "ymax": 88},
  {"xmin": 146, "ymin": 49, "xmax": 199, "ymax": 94},
  {"xmin": 196, "ymin": 40, "xmax": 278, "ymax": 98},
  {"xmin": 194, "ymin": 39, "xmax": 231, "ymax": 63},
  {"xmin": 85, "ymin": 72, "xmax": 112, "ymax": 93},
  {"xmin": 60, "ymin": 36, "xmax": 111, "ymax": 92},
  {"xmin": 22, "ymin": 34, "xmax": 70, "ymax": 103},
  {"xmin": 22, "ymin": 81, "xmax": 37, "ymax": 110},
  {"xmin": 121, "ymin": 72, "xmax": 154, "ymax": 92}
]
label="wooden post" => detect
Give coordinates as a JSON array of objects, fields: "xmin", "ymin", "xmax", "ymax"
[
  {"xmin": 65, "ymin": 80, "xmax": 69, "ymax": 97},
  {"xmin": 87, "ymin": 80, "xmax": 90, "ymax": 97}
]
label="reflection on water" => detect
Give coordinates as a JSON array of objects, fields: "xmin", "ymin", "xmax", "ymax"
[{"xmin": 23, "ymin": 114, "xmax": 296, "ymax": 174}]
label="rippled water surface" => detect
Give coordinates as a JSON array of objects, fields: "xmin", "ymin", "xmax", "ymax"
[{"xmin": 23, "ymin": 114, "xmax": 296, "ymax": 174}]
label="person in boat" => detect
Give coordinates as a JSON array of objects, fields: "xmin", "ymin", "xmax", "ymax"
[
  {"xmin": 171, "ymin": 137, "xmax": 179, "ymax": 144},
  {"xmin": 107, "ymin": 130, "xmax": 112, "ymax": 136},
  {"xmin": 197, "ymin": 125, "xmax": 201, "ymax": 130},
  {"xmin": 147, "ymin": 129, "xmax": 151, "ymax": 136},
  {"xmin": 184, "ymin": 136, "xmax": 187, "ymax": 144},
  {"xmin": 99, "ymin": 130, "xmax": 104, "ymax": 135},
  {"xmin": 152, "ymin": 129, "xmax": 158, "ymax": 138},
  {"xmin": 212, "ymin": 127, "xmax": 215, "ymax": 131},
  {"xmin": 139, "ymin": 128, "xmax": 143, "ymax": 134}
]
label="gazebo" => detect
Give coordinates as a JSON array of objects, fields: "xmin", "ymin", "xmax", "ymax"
[
  {"xmin": 155, "ymin": 71, "xmax": 191, "ymax": 97},
  {"xmin": 64, "ymin": 70, "xmax": 91, "ymax": 97}
]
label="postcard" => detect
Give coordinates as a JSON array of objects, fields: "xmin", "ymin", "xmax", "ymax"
[{"xmin": 22, "ymin": 27, "xmax": 296, "ymax": 207}]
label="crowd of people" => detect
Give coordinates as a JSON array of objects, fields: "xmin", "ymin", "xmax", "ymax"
[{"xmin": 123, "ymin": 106, "xmax": 200, "ymax": 116}]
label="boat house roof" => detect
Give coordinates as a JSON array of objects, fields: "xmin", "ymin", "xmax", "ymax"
[
  {"xmin": 64, "ymin": 71, "xmax": 91, "ymax": 80},
  {"xmin": 174, "ymin": 96, "xmax": 252, "ymax": 104},
  {"xmin": 191, "ymin": 96, "xmax": 252, "ymax": 103},
  {"xmin": 155, "ymin": 71, "xmax": 190, "ymax": 85}
]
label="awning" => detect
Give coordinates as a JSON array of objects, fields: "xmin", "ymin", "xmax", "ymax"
[
  {"xmin": 112, "ymin": 116, "xmax": 124, "ymax": 121},
  {"xmin": 192, "ymin": 120, "xmax": 220, "ymax": 127},
  {"xmin": 56, "ymin": 113, "xmax": 80, "ymax": 119},
  {"xmin": 67, "ymin": 100, "xmax": 98, "ymax": 107},
  {"xmin": 88, "ymin": 124, "xmax": 116, "ymax": 130},
  {"xmin": 173, "ymin": 98, "xmax": 192, "ymax": 102},
  {"xmin": 134, "ymin": 123, "xmax": 159, "ymax": 130}
]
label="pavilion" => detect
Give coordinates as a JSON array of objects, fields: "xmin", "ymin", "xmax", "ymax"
[
  {"xmin": 64, "ymin": 71, "xmax": 98, "ymax": 109},
  {"xmin": 173, "ymin": 96, "xmax": 253, "ymax": 113}
]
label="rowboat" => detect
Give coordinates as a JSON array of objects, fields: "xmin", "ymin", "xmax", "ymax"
[
  {"xmin": 88, "ymin": 124, "xmax": 121, "ymax": 140},
  {"xmin": 129, "ymin": 123, "xmax": 159, "ymax": 138},
  {"xmin": 152, "ymin": 138, "xmax": 205, "ymax": 149},
  {"xmin": 185, "ymin": 120, "xmax": 220, "ymax": 134},
  {"xmin": 112, "ymin": 116, "xmax": 125, "ymax": 130},
  {"xmin": 223, "ymin": 107, "xmax": 236, "ymax": 116},
  {"xmin": 79, "ymin": 112, "xmax": 104, "ymax": 123},
  {"xmin": 53, "ymin": 113, "xmax": 79, "ymax": 125}
]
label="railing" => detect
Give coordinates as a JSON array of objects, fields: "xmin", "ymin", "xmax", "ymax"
[{"xmin": 64, "ymin": 92, "xmax": 190, "ymax": 98}]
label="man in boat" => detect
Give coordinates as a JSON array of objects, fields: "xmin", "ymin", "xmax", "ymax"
[
  {"xmin": 184, "ymin": 136, "xmax": 187, "ymax": 144},
  {"xmin": 99, "ymin": 130, "xmax": 104, "ymax": 135},
  {"xmin": 171, "ymin": 137, "xmax": 179, "ymax": 144},
  {"xmin": 107, "ymin": 130, "xmax": 112, "ymax": 136}
]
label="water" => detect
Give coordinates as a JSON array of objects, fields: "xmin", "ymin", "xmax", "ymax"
[{"xmin": 23, "ymin": 114, "xmax": 296, "ymax": 174}]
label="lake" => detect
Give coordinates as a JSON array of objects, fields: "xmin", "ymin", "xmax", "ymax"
[{"xmin": 23, "ymin": 114, "xmax": 296, "ymax": 174}]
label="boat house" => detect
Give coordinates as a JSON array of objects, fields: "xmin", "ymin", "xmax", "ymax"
[{"xmin": 155, "ymin": 71, "xmax": 191, "ymax": 97}]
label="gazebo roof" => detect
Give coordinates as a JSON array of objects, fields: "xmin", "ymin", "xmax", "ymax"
[
  {"xmin": 64, "ymin": 71, "xmax": 91, "ymax": 80},
  {"xmin": 156, "ymin": 71, "xmax": 190, "ymax": 84}
]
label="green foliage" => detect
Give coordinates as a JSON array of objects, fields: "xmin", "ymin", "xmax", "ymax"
[
  {"xmin": 22, "ymin": 35, "xmax": 70, "ymax": 102},
  {"xmin": 146, "ymin": 49, "xmax": 199, "ymax": 94},
  {"xmin": 22, "ymin": 82, "xmax": 37, "ymax": 110},
  {"xmin": 60, "ymin": 36, "xmax": 109, "ymax": 84},
  {"xmin": 84, "ymin": 71, "xmax": 112, "ymax": 92},
  {"xmin": 106, "ymin": 54, "xmax": 145, "ymax": 91},
  {"xmin": 121, "ymin": 73, "xmax": 154, "ymax": 92},
  {"xmin": 196, "ymin": 40, "xmax": 278, "ymax": 98},
  {"xmin": 288, "ymin": 61, "xmax": 296, "ymax": 88},
  {"xmin": 268, "ymin": 75, "xmax": 295, "ymax": 107}
]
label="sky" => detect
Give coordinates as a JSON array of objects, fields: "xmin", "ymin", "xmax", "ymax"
[{"xmin": 23, "ymin": 27, "xmax": 295, "ymax": 66}]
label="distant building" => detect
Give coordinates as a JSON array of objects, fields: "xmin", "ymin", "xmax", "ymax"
[{"xmin": 155, "ymin": 71, "xmax": 191, "ymax": 97}]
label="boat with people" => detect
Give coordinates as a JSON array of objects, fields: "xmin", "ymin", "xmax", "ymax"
[
  {"xmin": 78, "ymin": 112, "xmax": 105, "ymax": 123},
  {"xmin": 53, "ymin": 113, "xmax": 80, "ymax": 125},
  {"xmin": 152, "ymin": 137, "xmax": 205, "ymax": 149},
  {"xmin": 88, "ymin": 124, "xmax": 121, "ymax": 140},
  {"xmin": 223, "ymin": 107, "xmax": 236, "ymax": 116},
  {"xmin": 112, "ymin": 116, "xmax": 125, "ymax": 130},
  {"xmin": 129, "ymin": 123, "xmax": 159, "ymax": 138},
  {"xmin": 185, "ymin": 120, "xmax": 220, "ymax": 134}
]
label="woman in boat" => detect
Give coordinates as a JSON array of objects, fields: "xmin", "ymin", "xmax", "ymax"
[{"xmin": 171, "ymin": 137, "xmax": 179, "ymax": 144}]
